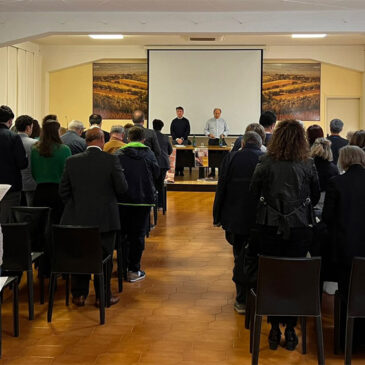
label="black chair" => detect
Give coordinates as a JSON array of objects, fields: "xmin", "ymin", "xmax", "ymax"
[
  {"xmin": 47, "ymin": 225, "xmax": 111, "ymax": 325},
  {"xmin": 344, "ymin": 257, "xmax": 365, "ymax": 365},
  {"xmin": 1, "ymin": 223, "xmax": 44, "ymax": 320},
  {"xmin": 250, "ymin": 256, "xmax": 325, "ymax": 365},
  {"xmin": 0, "ymin": 276, "xmax": 20, "ymax": 358}
]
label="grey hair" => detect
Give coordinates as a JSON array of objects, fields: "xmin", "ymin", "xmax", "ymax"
[
  {"xmin": 311, "ymin": 137, "xmax": 333, "ymax": 162},
  {"xmin": 330, "ymin": 118, "xmax": 344, "ymax": 133},
  {"xmin": 242, "ymin": 131, "xmax": 262, "ymax": 148},
  {"xmin": 338, "ymin": 145, "xmax": 365, "ymax": 172},
  {"xmin": 110, "ymin": 125, "xmax": 124, "ymax": 135},
  {"xmin": 68, "ymin": 120, "xmax": 84, "ymax": 131}
]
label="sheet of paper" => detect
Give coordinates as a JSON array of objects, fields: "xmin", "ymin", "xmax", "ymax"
[
  {"xmin": 0, "ymin": 185, "xmax": 11, "ymax": 201},
  {"xmin": 0, "ymin": 277, "xmax": 8, "ymax": 292}
]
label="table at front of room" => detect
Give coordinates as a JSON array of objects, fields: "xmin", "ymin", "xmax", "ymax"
[{"xmin": 174, "ymin": 145, "xmax": 231, "ymax": 178}]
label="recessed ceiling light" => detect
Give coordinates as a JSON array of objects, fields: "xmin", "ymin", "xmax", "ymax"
[
  {"xmin": 291, "ymin": 34, "xmax": 327, "ymax": 39},
  {"xmin": 89, "ymin": 34, "xmax": 124, "ymax": 40}
]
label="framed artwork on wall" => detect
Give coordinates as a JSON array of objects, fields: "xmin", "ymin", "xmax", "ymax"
[
  {"xmin": 262, "ymin": 63, "xmax": 321, "ymax": 121},
  {"xmin": 93, "ymin": 63, "xmax": 147, "ymax": 119}
]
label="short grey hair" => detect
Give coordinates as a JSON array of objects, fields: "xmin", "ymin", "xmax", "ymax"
[
  {"xmin": 68, "ymin": 120, "xmax": 84, "ymax": 131},
  {"xmin": 330, "ymin": 118, "xmax": 344, "ymax": 133},
  {"xmin": 110, "ymin": 125, "xmax": 124, "ymax": 135},
  {"xmin": 242, "ymin": 131, "xmax": 262, "ymax": 148},
  {"xmin": 338, "ymin": 145, "xmax": 365, "ymax": 172},
  {"xmin": 311, "ymin": 137, "xmax": 333, "ymax": 161}
]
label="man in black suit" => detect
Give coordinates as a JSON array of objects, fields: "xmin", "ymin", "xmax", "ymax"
[
  {"xmin": 213, "ymin": 131, "xmax": 264, "ymax": 314},
  {"xmin": 82, "ymin": 114, "xmax": 110, "ymax": 143},
  {"xmin": 132, "ymin": 110, "xmax": 161, "ymax": 158},
  {"xmin": 59, "ymin": 128, "xmax": 128, "ymax": 306},
  {"xmin": 328, "ymin": 118, "xmax": 348, "ymax": 164},
  {"xmin": 0, "ymin": 105, "xmax": 27, "ymax": 223},
  {"xmin": 259, "ymin": 111, "xmax": 276, "ymax": 146}
]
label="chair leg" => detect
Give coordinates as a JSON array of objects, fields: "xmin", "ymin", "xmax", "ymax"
[
  {"xmin": 334, "ymin": 291, "xmax": 341, "ymax": 354},
  {"xmin": 39, "ymin": 269, "xmax": 45, "ymax": 305},
  {"xmin": 252, "ymin": 315, "xmax": 262, "ymax": 365},
  {"xmin": 153, "ymin": 205, "xmax": 158, "ymax": 226},
  {"xmin": 98, "ymin": 274, "xmax": 105, "ymax": 325},
  {"xmin": 117, "ymin": 244, "xmax": 123, "ymax": 293},
  {"xmin": 0, "ymin": 296, "xmax": 2, "ymax": 358},
  {"xmin": 26, "ymin": 270, "xmax": 34, "ymax": 320},
  {"xmin": 315, "ymin": 316, "xmax": 325, "ymax": 365},
  {"xmin": 47, "ymin": 273, "xmax": 57, "ymax": 323},
  {"xmin": 301, "ymin": 317, "xmax": 307, "ymax": 354},
  {"xmin": 249, "ymin": 300, "xmax": 255, "ymax": 353},
  {"xmin": 13, "ymin": 280, "xmax": 19, "ymax": 337},
  {"xmin": 245, "ymin": 290, "xmax": 251, "ymax": 330},
  {"xmin": 163, "ymin": 184, "xmax": 167, "ymax": 215},
  {"xmin": 344, "ymin": 317, "xmax": 354, "ymax": 365},
  {"xmin": 65, "ymin": 274, "xmax": 69, "ymax": 306}
]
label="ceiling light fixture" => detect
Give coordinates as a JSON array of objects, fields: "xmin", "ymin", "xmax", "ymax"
[
  {"xmin": 89, "ymin": 34, "xmax": 124, "ymax": 40},
  {"xmin": 291, "ymin": 34, "xmax": 327, "ymax": 39}
]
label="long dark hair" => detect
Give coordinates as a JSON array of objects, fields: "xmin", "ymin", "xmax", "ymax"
[
  {"xmin": 268, "ymin": 119, "xmax": 310, "ymax": 161},
  {"xmin": 35, "ymin": 119, "xmax": 62, "ymax": 157}
]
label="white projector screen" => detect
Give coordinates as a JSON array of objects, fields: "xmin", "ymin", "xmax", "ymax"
[{"xmin": 148, "ymin": 49, "xmax": 262, "ymax": 136}]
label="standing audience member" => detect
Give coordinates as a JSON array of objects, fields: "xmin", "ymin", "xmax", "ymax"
[
  {"xmin": 103, "ymin": 125, "xmax": 125, "ymax": 154},
  {"xmin": 60, "ymin": 128, "xmax": 128, "ymax": 307},
  {"xmin": 42, "ymin": 114, "xmax": 58, "ymax": 126},
  {"xmin": 250, "ymin": 120, "xmax": 320, "ymax": 351},
  {"xmin": 122, "ymin": 123, "xmax": 134, "ymax": 144},
  {"xmin": 0, "ymin": 105, "xmax": 27, "ymax": 223},
  {"xmin": 322, "ymin": 146, "xmax": 365, "ymax": 348},
  {"xmin": 115, "ymin": 127, "xmax": 159, "ymax": 282},
  {"xmin": 346, "ymin": 130, "xmax": 355, "ymax": 142},
  {"xmin": 30, "ymin": 119, "xmax": 41, "ymax": 139},
  {"xmin": 306, "ymin": 124, "xmax": 324, "ymax": 146},
  {"xmin": 61, "ymin": 120, "xmax": 86, "ymax": 155},
  {"xmin": 31, "ymin": 119, "xmax": 71, "ymax": 224},
  {"xmin": 214, "ymin": 131, "xmax": 264, "ymax": 314},
  {"xmin": 232, "ymin": 122, "xmax": 267, "ymax": 152},
  {"xmin": 259, "ymin": 111, "xmax": 277, "ymax": 146},
  {"xmin": 153, "ymin": 119, "xmax": 172, "ymax": 208},
  {"xmin": 328, "ymin": 118, "xmax": 348, "ymax": 164},
  {"xmin": 350, "ymin": 129, "xmax": 365, "ymax": 150},
  {"xmin": 82, "ymin": 114, "xmax": 110, "ymax": 143},
  {"xmin": 15, "ymin": 115, "xmax": 37, "ymax": 206}
]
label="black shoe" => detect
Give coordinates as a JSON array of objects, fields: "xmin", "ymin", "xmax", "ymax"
[
  {"xmin": 268, "ymin": 327, "xmax": 281, "ymax": 350},
  {"xmin": 284, "ymin": 327, "xmax": 298, "ymax": 351}
]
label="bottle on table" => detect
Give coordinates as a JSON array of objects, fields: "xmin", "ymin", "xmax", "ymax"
[{"xmin": 219, "ymin": 136, "xmax": 223, "ymax": 147}]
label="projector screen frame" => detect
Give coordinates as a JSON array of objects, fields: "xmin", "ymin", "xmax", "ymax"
[{"xmin": 147, "ymin": 48, "xmax": 263, "ymax": 136}]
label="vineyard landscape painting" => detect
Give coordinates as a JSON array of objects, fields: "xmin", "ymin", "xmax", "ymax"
[
  {"xmin": 262, "ymin": 63, "xmax": 320, "ymax": 121},
  {"xmin": 93, "ymin": 63, "xmax": 148, "ymax": 119}
]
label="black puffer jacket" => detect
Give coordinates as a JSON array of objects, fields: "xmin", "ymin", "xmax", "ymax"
[{"xmin": 250, "ymin": 155, "xmax": 320, "ymax": 238}]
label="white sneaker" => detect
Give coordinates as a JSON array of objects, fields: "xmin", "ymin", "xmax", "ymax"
[{"xmin": 128, "ymin": 270, "xmax": 146, "ymax": 282}]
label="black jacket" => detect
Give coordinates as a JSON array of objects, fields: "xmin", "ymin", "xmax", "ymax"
[
  {"xmin": 213, "ymin": 143, "xmax": 264, "ymax": 235},
  {"xmin": 328, "ymin": 135, "xmax": 348, "ymax": 164},
  {"xmin": 231, "ymin": 136, "xmax": 243, "ymax": 152},
  {"xmin": 59, "ymin": 147, "xmax": 128, "ymax": 232},
  {"xmin": 134, "ymin": 125, "xmax": 161, "ymax": 158},
  {"xmin": 115, "ymin": 144, "xmax": 160, "ymax": 204},
  {"xmin": 0, "ymin": 124, "xmax": 28, "ymax": 192},
  {"xmin": 250, "ymin": 155, "xmax": 320, "ymax": 237},
  {"xmin": 322, "ymin": 164, "xmax": 365, "ymax": 264},
  {"xmin": 170, "ymin": 117, "xmax": 190, "ymax": 141},
  {"xmin": 313, "ymin": 156, "xmax": 339, "ymax": 192},
  {"xmin": 61, "ymin": 130, "xmax": 87, "ymax": 155},
  {"xmin": 155, "ymin": 130, "xmax": 172, "ymax": 169}
]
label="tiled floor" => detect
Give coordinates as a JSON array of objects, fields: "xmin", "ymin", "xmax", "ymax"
[{"xmin": 0, "ymin": 192, "xmax": 363, "ymax": 364}]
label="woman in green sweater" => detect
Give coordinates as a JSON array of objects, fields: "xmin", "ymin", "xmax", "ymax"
[{"xmin": 31, "ymin": 119, "xmax": 71, "ymax": 223}]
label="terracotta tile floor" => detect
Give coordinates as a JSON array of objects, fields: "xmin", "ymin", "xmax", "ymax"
[{"xmin": 0, "ymin": 192, "xmax": 363, "ymax": 364}]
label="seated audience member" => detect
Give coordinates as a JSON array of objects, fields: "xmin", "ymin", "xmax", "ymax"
[
  {"xmin": 328, "ymin": 118, "xmax": 348, "ymax": 164},
  {"xmin": 103, "ymin": 125, "xmax": 125, "ymax": 154},
  {"xmin": 122, "ymin": 123, "xmax": 134, "ymax": 144},
  {"xmin": 82, "ymin": 114, "xmax": 110, "ymax": 143},
  {"xmin": 232, "ymin": 123, "xmax": 267, "ymax": 152},
  {"xmin": 259, "ymin": 110, "xmax": 277, "ymax": 146},
  {"xmin": 59, "ymin": 128, "xmax": 128, "ymax": 307},
  {"xmin": 61, "ymin": 120, "xmax": 86, "ymax": 155},
  {"xmin": 30, "ymin": 119, "xmax": 41, "ymax": 139},
  {"xmin": 15, "ymin": 115, "xmax": 37, "ymax": 206},
  {"xmin": 350, "ymin": 129, "xmax": 365, "ymax": 150},
  {"xmin": 214, "ymin": 131, "xmax": 264, "ymax": 314},
  {"xmin": 31, "ymin": 119, "xmax": 71, "ymax": 224},
  {"xmin": 322, "ymin": 145, "xmax": 365, "ymax": 347},
  {"xmin": 250, "ymin": 120, "xmax": 320, "ymax": 351},
  {"xmin": 0, "ymin": 105, "xmax": 27, "ymax": 223},
  {"xmin": 306, "ymin": 124, "xmax": 324, "ymax": 146},
  {"xmin": 115, "ymin": 127, "xmax": 160, "ymax": 282},
  {"xmin": 153, "ymin": 119, "xmax": 173, "ymax": 208}
]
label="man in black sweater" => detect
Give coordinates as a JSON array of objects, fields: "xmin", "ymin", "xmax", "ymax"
[{"xmin": 328, "ymin": 118, "xmax": 348, "ymax": 164}]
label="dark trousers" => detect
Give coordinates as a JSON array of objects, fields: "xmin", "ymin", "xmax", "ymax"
[
  {"xmin": 120, "ymin": 206, "xmax": 150, "ymax": 272},
  {"xmin": 71, "ymin": 231, "xmax": 115, "ymax": 298},
  {"xmin": 34, "ymin": 183, "xmax": 63, "ymax": 224},
  {"xmin": 258, "ymin": 225, "xmax": 312, "ymax": 329},
  {"xmin": 0, "ymin": 191, "xmax": 21, "ymax": 223},
  {"xmin": 156, "ymin": 169, "xmax": 168, "ymax": 208}
]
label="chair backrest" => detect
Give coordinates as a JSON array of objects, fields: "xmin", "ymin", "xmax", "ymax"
[
  {"xmin": 2, "ymin": 223, "xmax": 32, "ymax": 271},
  {"xmin": 52, "ymin": 225, "xmax": 103, "ymax": 274},
  {"xmin": 347, "ymin": 257, "xmax": 365, "ymax": 318},
  {"xmin": 256, "ymin": 256, "xmax": 322, "ymax": 316},
  {"xmin": 11, "ymin": 206, "xmax": 51, "ymax": 252}
]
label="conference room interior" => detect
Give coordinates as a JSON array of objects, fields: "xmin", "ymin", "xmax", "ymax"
[{"xmin": 1, "ymin": 1, "xmax": 365, "ymax": 364}]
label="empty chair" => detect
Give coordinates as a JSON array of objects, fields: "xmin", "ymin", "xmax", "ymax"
[
  {"xmin": 48, "ymin": 225, "xmax": 111, "ymax": 325},
  {"xmin": 250, "ymin": 256, "xmax": 325, "ymax": 365}
]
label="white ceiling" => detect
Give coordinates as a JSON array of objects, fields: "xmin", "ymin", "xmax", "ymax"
[{"xmin": 1, "ymin": 0, "xmax": 365, "ymax": 12}]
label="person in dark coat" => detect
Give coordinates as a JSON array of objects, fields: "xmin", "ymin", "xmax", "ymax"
[
  {"xmin": 232, "ymin": 123, "xmax": 267, "ymax": 153},
  {"xmin": 81, "ymin": 114, "xmax": 110, "ymax": 143},
  {"xmin": 259, "ymin": 111, "xmax": 276, "ymax": 146},
  {"xmin": 61, "ymin": 120, "xmax": 86, "ymax": 155},
  {"xmin": 0, "ymin": 105, "xmax": 28, "ymax": 223},
  {"xmin": 153, "ymin": 119, "xmax": 172, "ymax": 208},
  {"xmin": 115, "ymin": 126, "xmax": 160, "ymax": 283},
  {"xmin": 59, "ymin": 128, "xmax": 128, "ymax": 307},
  {"xmin": 250, "ymin": 120, "xmax": 320, "ymax": 351},
  {"xmin": 213, "ymin": 131, "xmax": 264, "ymax": 314},
  {"xmin": 306, "ymin": 124, "xmax": 324, "ymax": 146},
  {"xmin": 328, "ymin": 118, "xmax": 348, "ymax": 164}
]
